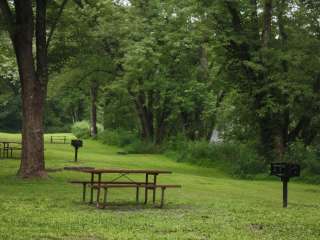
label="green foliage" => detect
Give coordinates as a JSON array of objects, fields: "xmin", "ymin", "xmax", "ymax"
[
  {"xmin": 98, "ymin": 129, "xmax": 138, "ymax": 147},
  {"xmin": 284, "ymin": 140, "xmax": 320, "ymax": 183},
  {"xmin": 2, "ymin": 0, "xmax": 320, "ymax": 181},
  {"xmin": 71, "ymin": 121, "xmax": 91, "ymax": 139},
  {"xmin": 167, "ymin": 138, "xmax": 265, "ymax": 178},
  {"xmin": 71, "ymin": 121, "xmax": 103, "ymax": 139},
  {"xmin": 0, "ymin": 32, "xmax": 21, "ymax": 131},
  {"xmin": 98, "ymin": 128, "xmax": 160, "ymax": 154},
  {"xmin": 124, "ymin": 139, "xmax": 160, "ymax": 154}
]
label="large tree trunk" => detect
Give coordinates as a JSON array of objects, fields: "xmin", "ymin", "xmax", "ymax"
[
  {"xmin": 0, "ymin": 0, "xmax": 67, "ymax": 178},
  {"xmin": 12, "ymin": 0, "xmax": 46, "ymax": 178}
]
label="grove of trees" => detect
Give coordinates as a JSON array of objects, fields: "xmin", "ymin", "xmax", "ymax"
[{"xmin": 1, "ymin": 0, "xmax": 320, "ymax": 178}]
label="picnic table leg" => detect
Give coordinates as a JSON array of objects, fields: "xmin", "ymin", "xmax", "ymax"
[
  {"xmin": 4, "ymin": 144, "xmax": 8, "ymax": 158},
  {"xmin": 96, "ymin": 187, "xmax": 101, "ymax": 208},
  {"xmin": 82, "ymin": 183, "xmax": 86, "ymax": 202},
  {"xmin": 144, "ymin": 173, "xmax": 149, "ymax": 204},
  {"xmin": 103, "ymin": 187, "xmax": 108, "ymax": 208},
  {"xmin": 90, "ymin": 173, "xmax": 94, "ymax": 204},
  {"xmin": 160, "ymin": 187, "xmax": 166, "ymax": 208},
  {"xmin": 136, "ymin": 186, "xmax": 139, "ymax": 203},
  {"xmin": 97, "ymin": 173, "xmax": 102, "ymax": 204},
  {"xmin": 152, "ymin": 174, "xmax": 157, "ymax": 204}
]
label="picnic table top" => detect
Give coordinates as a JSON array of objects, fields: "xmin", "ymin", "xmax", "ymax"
[
  {"xmin": 79, "ymin": 168, "xmax": 172, "ymax": 174},
  {"xmin": 0, "ymin": 140, "xmax": 21, "ymax": 144}
]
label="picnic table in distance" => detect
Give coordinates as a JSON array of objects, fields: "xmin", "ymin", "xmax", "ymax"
[
  {"xmin": 0, "ymin": 140, "xmax": 22, "ymax": 159},
  {"xmin": 69, "ymin": 168, "xmax": 181, "ymax": 208},
  {"xmin": 50, "ymin": 135, "xmax": 68, "ymax": 144}
]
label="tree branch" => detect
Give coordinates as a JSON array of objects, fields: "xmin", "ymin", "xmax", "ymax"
[
  {"xmin": 288, "ymin": 116, "xmax": 311, "ymax": 143},
  {"xmin": 36, "ymin": 0, "xmax": 48, "ymax": 96},
  {"xmin": 0, "ymin": 0, "xmax": 15, "ymax": 37},
  {"xmin": 225, "ymin": 1, "xmax": 242, "ymax": 33},
  {"xmin": 46, "ymin": 0, "xmax": 69, "ymax": 48},
  {"xmin": 76, "ymin": 69, "xmax": 110, "ymax": 85}
]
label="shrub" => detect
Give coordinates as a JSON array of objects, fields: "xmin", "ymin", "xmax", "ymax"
[
  {"xmin": 166, "ymin": 138, "xmax": 265, "ymax": 178},
  {"xmin": 98, "ymin": 129, "xmax": 161, "ymax": 154},
  {"xmin": 45, "ymin": 125, "xmax": 71, "ymax": 133},
  {"xmin": 124, "ymin": 139, "xmax": 160, "ymax": 154},
  {"xmin": 98, "ymin": 129, "xmax": 138, "ymax": 147},
  {"xmin": 231, "ymin": 144, "xmax": 266, "ymax": 178},
  {"xmin": 285, "ymin": 140, "xmax": 320, "ymax": 177},
  {"xmin": 71, "ymin": 121, "xmax": 90, "ymax": 139},
  {"xmin": 71, "ymin": 121, "xmax": 103, "ymax": 139}
]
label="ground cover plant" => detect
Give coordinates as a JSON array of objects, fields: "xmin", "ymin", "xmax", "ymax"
[{"xmin": 0, "ymin": 133, "xmax": 319, "ymax": 240}]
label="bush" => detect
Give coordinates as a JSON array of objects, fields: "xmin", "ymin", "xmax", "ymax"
[
  {"xmin": 285, "ymin": 140, "xmax": 320, "ymax": 177},
  {"xmin": 98, "ymin": 129, "xmax": 138, "ymax": 147},
  {"xmin": 124, "ymin": 139, "xmax": 160, "ymax": 154},
  {"xmin": 166, "ymin": 137, "xmax": 265, "ymax": 178},
  {"xmin": 98, "ymin": 129, "xmax": 161, "ymax": 154},
  {"xmin": 231, "ymin": 144, "xmax": 266, "ymax": 178},
  {"xmin": 46, "ymin": 125, "xmax": 71, "ymax": 133},
  {"xmin": 71, "ymin": 121, "xmax": 103, "ymax": 139}
]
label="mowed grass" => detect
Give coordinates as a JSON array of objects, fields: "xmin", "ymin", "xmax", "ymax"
[{"xmin": 0, "ymin": 133, "xmax": 319, "ymax": 240}]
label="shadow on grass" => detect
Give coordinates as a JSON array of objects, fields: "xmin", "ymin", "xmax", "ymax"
[{"xmin": 73, "ymin": 200, "xmax": 190, "ymax": 212}]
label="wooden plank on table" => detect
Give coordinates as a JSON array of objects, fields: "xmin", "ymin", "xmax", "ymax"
[{"xmin": 79, "ymin": 168, "xmax": 172, "ymax": 174}]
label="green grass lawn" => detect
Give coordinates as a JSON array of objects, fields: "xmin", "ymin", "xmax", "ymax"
[{"xmin": 0, "ymin": 133, "xmax": 319, "ymax": 240}]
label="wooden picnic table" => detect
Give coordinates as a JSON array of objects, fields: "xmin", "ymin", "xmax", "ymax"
[
  {"xmin": 50, "ymin": 135, "xmax": 67, "ymax": 144},
  {"xmin": 0, "ymin": 141, "xmax": 22, "ymax": 158},
  {"xmin": 78, "ymin": 168, "xmax": 172, "ymax": 205}
]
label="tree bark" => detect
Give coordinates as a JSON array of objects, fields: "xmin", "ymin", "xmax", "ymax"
[
  {"xmin": 128, "ymin": 88, "xmax": 154, "ymax": 140},
  {"xmin": 12, "ymin": 0, "xmax": 46, "ymax": 178},
  {"xmin": 90, "ymin": 80, "xmax": 98, "ymax": 138},
  {"xmin": 0, "ymin": 0, "xmax": 66, "ymax": 178},
  {"xmin": 262, "ymin": 0, "xmax": 273, "ymax": 48}
]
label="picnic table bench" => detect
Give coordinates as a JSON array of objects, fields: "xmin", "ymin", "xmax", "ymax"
[
  {"xmin": 91, "ymin": 183, "xmax": 181, "ymax": 208},
  {"xmin": 69, "ymin": 168, "xmax": 181, "ymax": 208},
  {"xmin": 50, "ymin": 135, "xmax": 67, "ymax": 144}
]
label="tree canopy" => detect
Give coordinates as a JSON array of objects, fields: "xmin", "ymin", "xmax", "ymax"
[{"xmin": 1, "ymin": 0, "xmax": 320, "ymax": 176}]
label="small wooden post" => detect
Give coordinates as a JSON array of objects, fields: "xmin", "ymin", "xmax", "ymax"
[
  {"xmin": 282, "ymin": 177, "xmax": 289, "ymax": 208},
  {"xmin": 74, "ymin": 146, "xmax": 78, "ymax": 162}
]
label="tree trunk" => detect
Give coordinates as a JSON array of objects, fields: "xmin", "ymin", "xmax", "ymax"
[
  {"xmin": 90, "ymin": 81, "xmax": 98, "ymax": 138},
  {"xmin": 128, "ymin": 89, "xmax": 154, "ymax": 140},
  {"xmin": 0, "ymin": 0, "xmax": 67, "ymax": 178},
  {"xmin": 262, "ymin": 0, "xmax": 273, "ymax": 48},
  {"xmin": 12, "ymin": 0, "xmax": 46, "ymax": 178}
]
